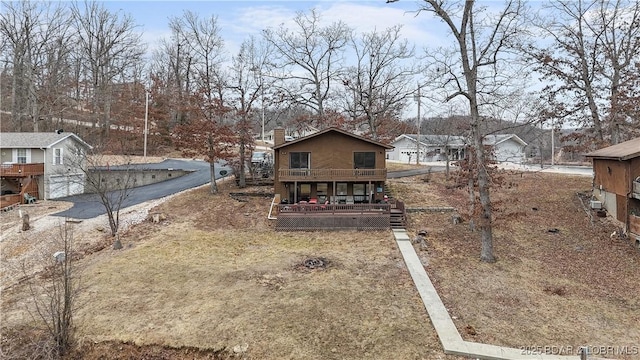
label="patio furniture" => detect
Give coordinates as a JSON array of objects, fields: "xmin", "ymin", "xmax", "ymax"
[{"xmin": 23, "ymin": 193, "xmax": 36, "ymax": 204}]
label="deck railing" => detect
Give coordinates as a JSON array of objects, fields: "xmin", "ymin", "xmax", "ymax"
[
  {"xmin": 278, "ymin": 168, "xmax": 387, "ymax": 181},
  {"xmin": 278, "ymin": 203, "xmax": 390, "ymax": 215},
  {"xmin": 0, "ymin": 194, "xmax": 22, "ymax": 209},
  {"xmin": 0, "ymin": 163, "xmax": 45, "ymax": 177}
]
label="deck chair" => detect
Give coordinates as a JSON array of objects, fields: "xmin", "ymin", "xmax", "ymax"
[{"xmin": 23, "ymin": 193, "xmax": 36, "ymax": 204}]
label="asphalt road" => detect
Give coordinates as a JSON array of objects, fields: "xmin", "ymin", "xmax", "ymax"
[
  {"xmin": 53, "ymin": 160, "xmax": 590, "ymax": 219},
  {"xmin": 53, "ymin": 159, "xmax": 232, "ymax": 219}
]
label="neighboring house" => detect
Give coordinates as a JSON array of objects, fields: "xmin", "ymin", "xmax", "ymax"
[
  {"xmin": 585, "ymin": 137, "xmax": 640, "ymax": 246},
  {"xmin": 272, "ymin": 127, "xmax": 403, "ymax": 230},
  {"xmin": 387, "ymin": 133, "xmax": 527, "ymax": 164},
  {"xmin": 387, "ymin": 134, "xmax": 467, "ymax": 163},
  {"xmin": 0, "ymin": 132, "xmax": 92, "ymax": 207},
  {"xmin": 483, "ymin": 134, "xmax": 528, "ymax": 163},
  {"xmin": 264, "ymin": 124, "xmax": 319, "ymax": 143}
]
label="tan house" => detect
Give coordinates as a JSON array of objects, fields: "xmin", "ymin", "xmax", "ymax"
[
  {"xmin": 272, "ymin": 127, "xmax": 403, "ymax": 230},
  {"xmin": 585, "ymin": 137, "xmax": 640, "ymax": 247}
]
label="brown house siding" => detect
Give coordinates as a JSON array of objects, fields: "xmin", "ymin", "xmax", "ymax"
[
  {"xmin": 273, "ymin": 129, "xmax": 391, "ymax": 204},
  {"xmin": 592, "ymin": 157, "xmax": 640, "ymax": 227}
]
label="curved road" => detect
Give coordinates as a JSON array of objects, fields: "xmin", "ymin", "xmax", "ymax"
[
  {"xmin": 53, "ymin": 159, "xmax": 232, "ymax": 219},
  {"xmin": 53, "ymin": 160, "xmax": 590, "ymax": 219}
]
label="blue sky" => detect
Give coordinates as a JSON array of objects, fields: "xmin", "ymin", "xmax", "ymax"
[{"xmin": 101, "ymin": 0, "xmax": 443, "ymax": 57}]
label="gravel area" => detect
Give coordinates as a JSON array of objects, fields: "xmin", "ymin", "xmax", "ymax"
[{"xmin": 0, "ymin": 191, "xmax": 183, "ymax": 292}]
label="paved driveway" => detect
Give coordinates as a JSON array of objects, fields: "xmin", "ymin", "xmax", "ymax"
[{"xmin": 53, "ymin": 159, "xmax": 232, "ymax": 219}]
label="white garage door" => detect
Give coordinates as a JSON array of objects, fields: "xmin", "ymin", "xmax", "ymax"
[{"xmin": 49, "ymin": 174, "xmax": 85, "ymax": 199}]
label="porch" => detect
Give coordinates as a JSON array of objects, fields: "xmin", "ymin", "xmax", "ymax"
[
  {"xmin": 278, "ymin": 168, "xmax": 387, "ymax": 182},
  {"xmin": 275, "ymin": 201, "xmax": 405, "ymax": 231},
  {"xmin": 0, "ymin": 163, "xmax": 43, "ymax": 209}
]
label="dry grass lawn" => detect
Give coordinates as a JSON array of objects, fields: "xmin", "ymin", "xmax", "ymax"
[
  {"xmin": 3, "ymin": 168, "xmax": 639, "ymax": 359},
  {"xmin": 66, "ymin": 184, "xmax": 448, "ymax": 359},
  {"xmin": 396, "ymin": 171, "xmax": 640, "ymax": 359}
]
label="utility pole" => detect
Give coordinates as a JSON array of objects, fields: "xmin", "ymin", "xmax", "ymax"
[
  {"xmin": 261, "ymin": 74, "xmax": 265, "ymax": 144},
  {"xmin": 415, "ymin": 84, "xmax": 421, "ymax": 165},
  {"xmin": 551, "ymin": 121, "xmax": 555, "ymax": 166},
  {"xmin": 144, "ymin": 90, "xmax": 149, "ymax": 161}
]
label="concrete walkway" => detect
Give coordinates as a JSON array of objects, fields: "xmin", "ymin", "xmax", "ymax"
[{"xmin": 392, "ymin": 229, "xmax": 586, "ymax": 360}]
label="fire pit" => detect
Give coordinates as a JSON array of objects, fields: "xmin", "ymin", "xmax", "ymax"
[{"xmin": 297, "ymin": 257, "xmax": 329, "ymax": 271}]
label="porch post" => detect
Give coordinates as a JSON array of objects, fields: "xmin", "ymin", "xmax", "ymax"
[
  {"xmin": 294, "ymin": 181, "xmax": 297, "ymax": 203},
  {"xmin": 368, "ymin": 180, "xmax": 372, "ymax": 203},
  {"xmin": 332, "ymin": 181, "xmax": 336, "ymax": 204}
]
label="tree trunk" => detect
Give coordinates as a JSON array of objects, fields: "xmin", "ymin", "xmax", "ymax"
[
  {"xmin": 238, "ymin": 136, "xmax": 246, "ymax": 188},
  {"xmin": 209, "ymin": 161, "xmax": 218, "ymax": 194},
  {"xmin": 473, "ymin": 124, "xmax": 495, "ymax": 262}
]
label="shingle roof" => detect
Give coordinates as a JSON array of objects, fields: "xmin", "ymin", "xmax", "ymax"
[
  {"xmin": 0, "ymin": 132, "xmax": 92, "ymax": 149},
  {"xmin": 585, "ymin": 137, "xmax": 640, "ymax": 160},
  {"xmin": 483, "ymin": 134, "xmax": 528, "ymax": 146},
  {"xmin": 403, "ymin": 134, "xmax": 468, "ymax": 146},
  {"xmin": 272, "ymin": 127, "xmax": 393, "ymax": 150}
]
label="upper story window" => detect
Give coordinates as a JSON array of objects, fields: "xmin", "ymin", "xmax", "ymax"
[
  {"xmin": 54, "ymin": 148, "xmax": 63, "ymax": 165},
  {"xmin": 16, "ymin": 149, "xmax": 27, "ymax": 163},
  {"xmin": 354, "ymin": 152, "xmax": 375, "ymax": 169},
  {"xmin": 290, "ymin": 152, "xmax": 310, "ymax": 169}
]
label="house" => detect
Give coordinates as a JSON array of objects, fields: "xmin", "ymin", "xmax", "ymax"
[
  {"xmin": 264, "ymin": 124, "xmax": 319, "ymax": 144},
  {"xmin": 585, "ymin": 137, "xmax": 640, "ymax": 247},
  {"xmin": 387, "ymin": 133, "xmax": 527, "ymax": 164},
  {"xmin": 272, "ymin": 127, "xmax": 403, "ymax": 230},
  {"xmin": 0, "ymin": 132, "xmax": 92, "ymax": 208},
  {"xmin": 387, "ymin": 134, "xmax": 467, "ymax": 163},
  {"xmin": 483, "ymin": 134, "xmax": 528, "ymax": 163}
]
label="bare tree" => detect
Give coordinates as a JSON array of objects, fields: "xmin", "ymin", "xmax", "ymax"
[
  {"xmin": 167, "ymin": 11, "xmax": 231, "ymax": 194},
  {"xmin": 263, "ymin": 9, "xmax": 351, "ymax": 127},
  {"xmin": 0, "ymin": 1, "xmax": 72, "ymax": 132},
  {"xmin": 526, "ymin": 0, "xmax": 640, "ymax": 145},
  {"xmin": 410, "ymin": 0, "xmax": 529, "ymax": 262},
  {"xmin": 23, "ymin": 222, "xmax": 81, "ymax": 358},
  {"xmin": 71, "ymin": 0, "xmax": 145, "ymax": 140},
  {"xmin": 343, "ymin": 25, "xmax": 416, "ymax": 140},
  {"xmin": 227, "ymin": 37, "xmax": 270, "ymax": 187}
]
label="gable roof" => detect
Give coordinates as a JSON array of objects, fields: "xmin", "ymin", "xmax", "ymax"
[
  {"xmin": 585, "ymin": 137, "xmax": 640, "ymax": 161},
  {"xmin": 272, "ymin": 127, "xmax": 393, "ymax": 150},
  {"xmin": 393, "ymin": 133, "xmax": 527, "ymax": 147},
  {"xmin": 399, "ymin": 134, "xmax": 468, "ymax": 146},
  {"xmin": 0, "ymin": 132, "xmax": 92, "ymax": 149},
  {"xmin": 483, "ymin": 134, "xmax": 528, "ymax": 147}
]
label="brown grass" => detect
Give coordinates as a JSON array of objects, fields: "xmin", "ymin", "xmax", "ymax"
[
  {"xmin": 395, "ymin": 172, "xmax": 640, "ymax": 359},
  {"xmin": 64, "ymin": 184, "xmax": 448, "ymax": 359},
  {"xmin": 3, "ymin": 170, "xmax": 639, "ymax": 359}
]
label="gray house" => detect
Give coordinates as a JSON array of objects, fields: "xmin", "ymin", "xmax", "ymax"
[
  {"xmin": 0, "ymin": 132, "xmax": 92, "ymax": 203},
  {"xmin": 387, "ymin": 134, "xmax": 468, "ymax": 163},
  {"xmin": 387, "ymin": 133, "xmax": 527, "ymax": 164}
]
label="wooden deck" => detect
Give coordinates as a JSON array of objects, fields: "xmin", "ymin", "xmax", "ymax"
[
  {"xmin": 0, "ymin": 163, "xmax": 44, "ymax": 177},
  {"xmin": 278, "ymin": 168, "xmax": 387, "ymax": 182},
  {"xmin": 275, "ymin": 201, "xmax": 405, "ymax": 231}
]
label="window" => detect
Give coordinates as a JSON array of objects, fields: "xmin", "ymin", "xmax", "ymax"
[
  {"xmin": 16, "ymin": 149, "xmax": 27, "ymax": 163},
  {"xmin": 54, "ymin": 148, "xmax": 63, "ymax": 165},
  {"xmin": 354, "ymin": 152, "xmax": 375, "ymax": 169},
  {"xmin": 290, "ymin": 152, "xmax": 310, "ymax": 169}
]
